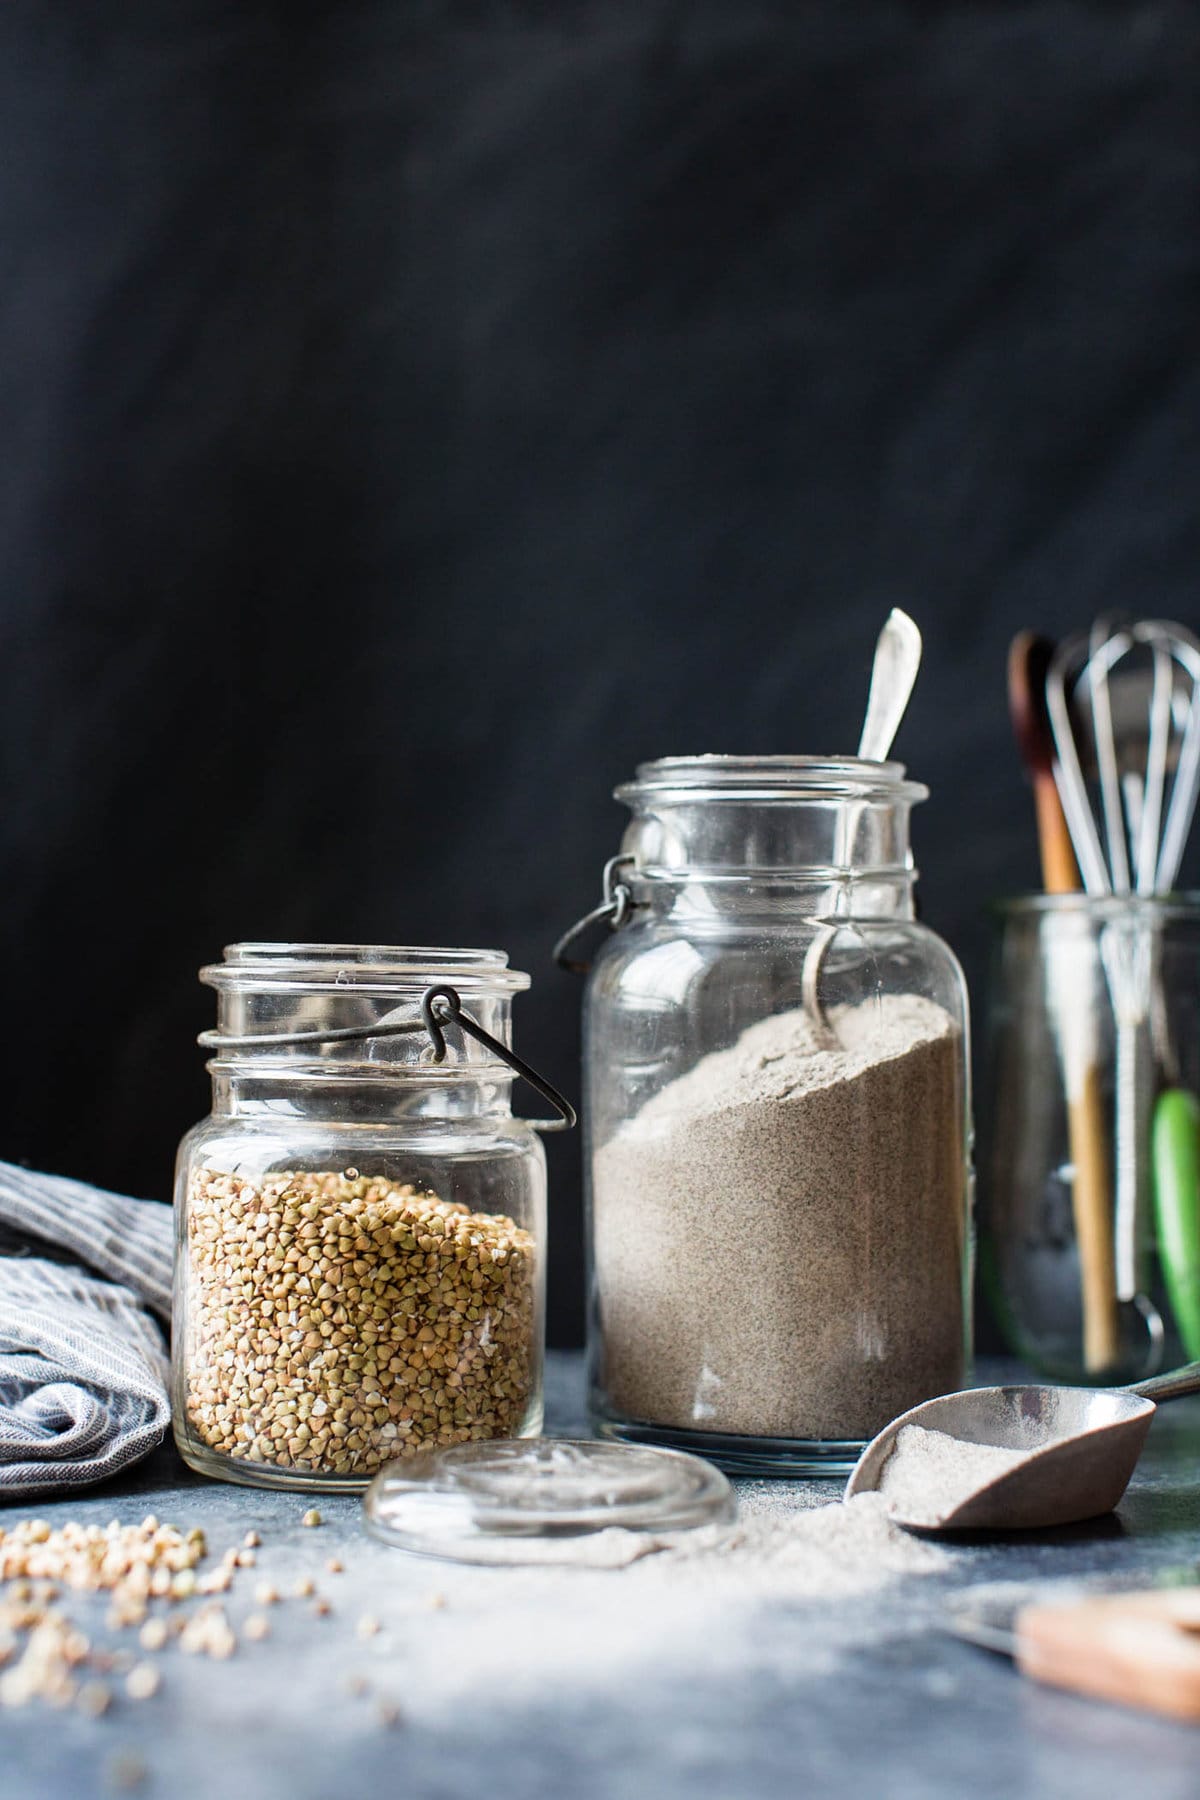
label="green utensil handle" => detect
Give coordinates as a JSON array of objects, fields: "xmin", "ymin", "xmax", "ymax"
[{"xmin": 1152, "ymin": 1089, "xmax": 1200, "ymax": 1362}]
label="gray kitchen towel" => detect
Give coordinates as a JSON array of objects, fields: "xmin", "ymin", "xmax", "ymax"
[{"xmin": 0, "ymin": 1161, "xmax": 174, "ymax": 1495}]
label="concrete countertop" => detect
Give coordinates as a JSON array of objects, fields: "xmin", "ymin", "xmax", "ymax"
[{"xmin": 1, "ymin": 1351, "xmax": 1198, "ymax": 1800}]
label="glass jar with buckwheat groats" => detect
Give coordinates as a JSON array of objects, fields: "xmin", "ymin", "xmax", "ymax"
[{"xmin": 172, "ymin": 946, "xmax": 564, "ymax": 1491}]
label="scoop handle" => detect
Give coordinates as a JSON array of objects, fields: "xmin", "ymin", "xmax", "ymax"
[{"xmin": 1127, "ymin": 1358, "xmax": 1200, "ymax": 1403}]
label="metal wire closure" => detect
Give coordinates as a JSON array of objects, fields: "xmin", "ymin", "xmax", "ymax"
[
  {"xmin": 199, "ymin": 983, "xmax": 577, "ymax": 1132},
  {"xmin": 553, "ymin": 856, "xmax": 636, "ymax": 974},
  {"xmin": 799, "ymin": 922, "xmax": 840, "ymax": 1048}
]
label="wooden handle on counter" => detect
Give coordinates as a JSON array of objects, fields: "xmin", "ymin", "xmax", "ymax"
[{"xmin": 1017, "ymin": 1589, "xmax": 1200, "ymax": 1721}]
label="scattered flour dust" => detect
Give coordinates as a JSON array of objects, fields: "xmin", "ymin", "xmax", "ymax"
[
  {"xmin": 701, "ymin": 1487, "xmax": 948, "ymax": 1593},
  {"xmin": 440, "ymin": 1488, "xmax": 948, "ymax": 1588},
  {"xmin": 362, "ymin": 1491, "xmax": 953, "ymax": 1716}
]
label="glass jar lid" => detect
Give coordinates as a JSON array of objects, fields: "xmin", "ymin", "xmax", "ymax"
[{"xmin": 363, "ymin": 1438, "xmax": 736, "ymax": 1565}]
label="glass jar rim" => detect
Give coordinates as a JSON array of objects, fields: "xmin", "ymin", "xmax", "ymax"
[
  {"xmin": 992, "ymin": 893, "xmax": 1200, "ymax": 921},
  {"xmin": 616, "ymin": 755, "xmax": 928, "ymax": 806},
  {"xmin": 201, "ymin": 944, "xmax": 531, "ymax": 996}
]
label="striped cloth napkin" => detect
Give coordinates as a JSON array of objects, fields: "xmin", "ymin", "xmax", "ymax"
[{"xmin": 0, "ymin": 1162, "xmax": 173, "ymax": 1495}]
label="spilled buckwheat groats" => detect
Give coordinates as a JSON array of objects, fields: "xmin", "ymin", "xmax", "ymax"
[
  {"xmin": 0, "ymin": 1511, "xmax": 390, "ymax": 1722},
  {"xmin": 0, "ymin": 1514, "xmax": 215, "ymax": 1712}
]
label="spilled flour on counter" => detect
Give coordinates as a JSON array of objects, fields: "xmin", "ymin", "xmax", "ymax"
[
  {"xmin": 349, "ymin": 1490, "xmax": 955, "ymax": 1719},
  {"xmin": 446, "ymin": 1486, "xmax": 949, "ymax": 1585},
  {"xmin": 662, "ymin": 1489, "xmax": 948, "ymax": 1594},
  {"xmin": 418, "ymin": 1487, "xmax": 950, "ymax": 1586},
  {"xmin": 877, "ymin": 1425, "xmax": 1031, "ymax": 1525}
]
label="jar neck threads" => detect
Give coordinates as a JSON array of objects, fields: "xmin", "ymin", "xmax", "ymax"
[
  {"xmin": 637, "ymin": 872, "xmax": 917, "ymax": 923},
  {"xmin": 209, "ymin": 1071, "xmax": 517, "ymax": 1122},
  {"xmin": 199, "ymin": 945, "xmax": 527, "ymax": 1117},
  {"xmin": 615, "ymin": 757, "xmax": 922, "ymax": 918}
]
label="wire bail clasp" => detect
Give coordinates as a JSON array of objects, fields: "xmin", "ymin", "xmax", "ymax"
[
  {"xmin": 199, "ymin": 983, "xmax": 576, "ymax": 1133},
  {"xmin": 554, "ymin": 856, "xmax": 636, "ymax": 974},
  {"xmin": 420, "ymin": 986, "xmax": 576, "ymax": 1131}
]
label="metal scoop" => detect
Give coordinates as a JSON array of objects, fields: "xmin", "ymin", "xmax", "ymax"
[{"xmin": 844, "ymin": 1358, "xmax": 1200, "ymax": 1533}]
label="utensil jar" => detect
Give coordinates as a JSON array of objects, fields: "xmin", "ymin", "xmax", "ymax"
[
  {"xmin": 563, "ymin": 756, "xmax": 973, "ymax": 1477},
  {"xmin": 172, "ymin": 945, "xmax": 559, "ymax": 1491},
  {"xmin": 981, "ymin": 896, "xmax": 1200, "ymax": 1383}
]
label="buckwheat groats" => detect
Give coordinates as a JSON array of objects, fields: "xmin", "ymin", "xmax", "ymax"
[{"xmin": 179, "ymin": 1170, "xmax": 537, "ymax": 1478}]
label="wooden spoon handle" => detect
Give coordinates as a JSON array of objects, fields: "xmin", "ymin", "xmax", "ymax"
[
  {"xmin": 1017, "ymin": 1590, "xmax": 1200, "ymax": 1721},
  {"xmin": 1068, "ymin": 1070, "xmax": 1120, "ymax": 1373},
  {"xmin": 1036, "ymin": 766, "xmax": 1117, "ymax": 1368},
  {"xmin": 1035, "ymin": 771, "xmax": 1081, "ymax": 895}
]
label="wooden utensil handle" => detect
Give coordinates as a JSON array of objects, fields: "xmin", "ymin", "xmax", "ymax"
[
  {"xmin": 1036, "ymin": 770, "xmax": 1118, "ymax": 1371},
  {"xmin": 1017, "ymin": 1590, "xmax": 1200, "ymax": 1721},
  {"xmin": 1068, "ymin": 1068, "xmax": 1120, "ymax": 1373},
  {"xmin": 1035, "ymin": 772, "xmax": 1081, "ymax": 896}
]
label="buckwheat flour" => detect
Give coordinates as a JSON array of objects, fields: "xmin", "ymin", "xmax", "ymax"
[
  {"xmin": 878, "ymin": 1425, "xmax": 1029, "ymax": 1524},
  {"xmin": 591, "ymin": 994, "xmax": 965, "ymax": 1442}
]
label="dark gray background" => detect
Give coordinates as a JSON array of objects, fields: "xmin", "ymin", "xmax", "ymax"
[{"xmin": 1, "ymin": 1, "xmax": 1197, "ymax": 1345}]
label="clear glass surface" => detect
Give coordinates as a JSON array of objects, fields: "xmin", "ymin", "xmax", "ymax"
[
  {"xmin": 363, "ymin": 1436, "xmax": 736, "ymax": 1564},
  {"xmin": 172, "ymin": 946, "xmax": 547, "ymax": 1492},
  {"xmin": 981, "ymin": 895, "xmax": 1200, "ymax": 1384},
  {"xmin": 582, "ymin": 757, "xmax": 973, "ymax": 1477}
]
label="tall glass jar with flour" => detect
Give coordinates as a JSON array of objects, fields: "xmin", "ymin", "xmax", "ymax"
[{"xmin": 558, "ymin": 757, "xmax": 972, "ymax": 1477}]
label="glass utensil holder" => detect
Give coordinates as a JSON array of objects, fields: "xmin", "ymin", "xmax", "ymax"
[{"xmin": 981, "ymin": 896, "xmax": 1200, "ymax": 1384}]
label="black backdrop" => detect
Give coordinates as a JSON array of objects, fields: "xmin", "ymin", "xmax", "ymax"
[{"xmin": 2, "ymin": 1, "xmax": 1197, "ymax": 1346}]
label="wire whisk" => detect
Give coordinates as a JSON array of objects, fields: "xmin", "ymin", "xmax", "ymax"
[{"xmin": 1046, "ymin": 619, "xmax": 1200, "ymax": 1357}]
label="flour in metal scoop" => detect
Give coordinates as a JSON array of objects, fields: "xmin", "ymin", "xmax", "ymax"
[{"xmin": 878, "ymin": 1424, "xmax": 1030, "ymax": 1524}]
